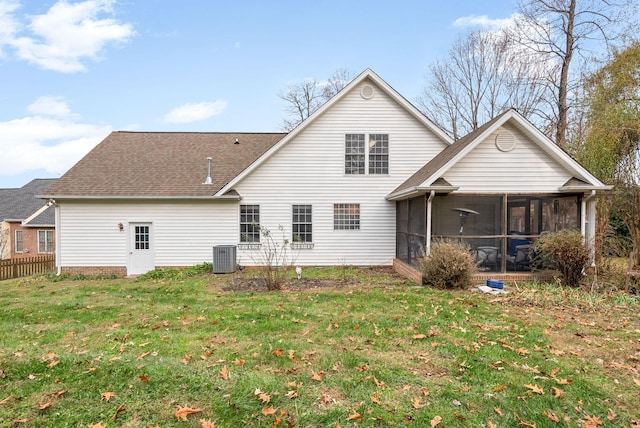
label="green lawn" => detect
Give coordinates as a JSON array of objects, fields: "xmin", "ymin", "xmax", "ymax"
[{"xmin": 0, "ymin": 268, "xmax": 639, "ymax": 427}]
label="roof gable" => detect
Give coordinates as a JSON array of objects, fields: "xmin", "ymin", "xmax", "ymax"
[
  {"xmin": 388, "ymin": 109, "xmax": 610, "ymax": 200},
  {"xmin": 0, "ymin": 179, "xmax": 56, "ymax": 224},
  {"xmin": 44, "ymin": 132, "xmax": 286, "ymax": 198},
  {"xmin": 216, "ymin": 69, "xmax": 452, "ymax": 196}
]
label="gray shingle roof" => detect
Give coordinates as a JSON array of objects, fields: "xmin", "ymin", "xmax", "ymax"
[
  {"xmin": 0, "ymin": 179, "xmax": 57, "ymax": 225},
  {"xmin": 43, "ymin": 132, "xmax": 287, "ymax": 197}
]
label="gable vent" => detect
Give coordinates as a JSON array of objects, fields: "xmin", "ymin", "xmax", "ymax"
[
  {"xmin": 495, "ymin": 131, "xmax": 516, "ymax": 152},
  {"xmin": 360, "ymin": 85, "xmax": 375, "ymax": 100}
]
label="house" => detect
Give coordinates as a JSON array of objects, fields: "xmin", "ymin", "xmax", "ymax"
[
  {"xmin": 42, "ymin": 69, "xmax": 609, "ymax": 278},
  {"xmin": 0, "ymin": 179, "xmax": 57, "ymax": 260}
]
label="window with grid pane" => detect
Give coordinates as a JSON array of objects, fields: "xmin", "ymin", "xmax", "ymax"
[
  {"xmin": 345, "ymin": 134, "xmax": 365, "ymax": 174},
  {"xmin": 292, "ymin": 205, "xmax": 312, "ymax": 242},
  {"xmin": 334, "ymin": 203, "xmax": 360, "ymax": 230},
  {"xmin": 368, "ymin": 134, "xmax": 388, "ymax": 174},
  {"xmin": 15, "ymin": 230, "xmax": 23, "ymax": 252},
  {"xmin": 134, "ymin": 226, "xmax": 149, "ymax": 250},
  {"xmin": 240, "ymin": 205, "xmax": 260, "ymax": 243},
  {"xmin": 38, "ymin": 230, "xmax": 54, "ymax": 253}
]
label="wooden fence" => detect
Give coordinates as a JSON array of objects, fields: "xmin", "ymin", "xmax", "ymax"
[{"xmin": 0, "ymin": 255, "xmax": 56, "ymax": 281}]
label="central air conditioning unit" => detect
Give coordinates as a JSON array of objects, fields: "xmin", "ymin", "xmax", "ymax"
[{"xmin": 212, "ymin": 245, "xmax": 237, "ymax": 274}]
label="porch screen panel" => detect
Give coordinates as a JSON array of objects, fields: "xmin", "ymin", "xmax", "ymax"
[{"xmin": 396, "ymin": 200, "xmax": 409, "ymax": 263}]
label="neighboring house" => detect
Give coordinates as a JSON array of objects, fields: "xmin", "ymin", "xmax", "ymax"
[
  {"xmin": 42, "ymin": 69, "xmax": 609, "ymax": 277},
  {"xmin": 0, "ymin": 179, "xmax": 57, "ymax": 260}
]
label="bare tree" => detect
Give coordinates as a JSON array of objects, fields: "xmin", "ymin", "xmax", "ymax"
[
  {"xmin": 513, "ymin": 0, "xmax": 637, "ymax": 148},
  {"xmin": 0, "ymin": 224, "xmax": 9, "ymax": 260},
  {"xmin": 279, "ymin": 68, "xmax": 354, "ymax": 131},
  {"xmin": 418, "ymin": 30, "xmax": 553, "ymax": 140}
]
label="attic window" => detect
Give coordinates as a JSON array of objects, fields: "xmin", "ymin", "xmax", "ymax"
[
  {"xmin": 495, "ymin": 131, "xmax": 516, "ymax": 152},
  {"xmin": 360, "ymin": 85, "xmax": 375, "ymax": 99}
]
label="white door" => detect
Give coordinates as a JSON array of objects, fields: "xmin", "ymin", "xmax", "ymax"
[{"xmin": 128, "ymin": 223, "xmax": 154, "ymax": 275}]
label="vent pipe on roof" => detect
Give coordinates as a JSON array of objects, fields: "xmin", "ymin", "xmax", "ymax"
[
  {"xmin": 235, "ymin": 138, "xmax": 239, "ymax": 144},
  {"xmin": 203, "ymin": 157, "xmax": 213, "ymax": 185}
]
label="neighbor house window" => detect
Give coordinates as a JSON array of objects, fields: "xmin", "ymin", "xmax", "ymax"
[
  {"xmin": 38, "ymin": 230, "xmax": 54, "ymax": 253},
  {"xmin": 345, "ymin": 133, "xmax": 389, "ymax": 175},
  {"xmin": 334, "ymin": 204, "xmax": 360, "ymax": 230},
  {"xmin": 292, "ymin": 205, "xmax": 312, "ymax": 243},
  {"xmin": 240, "ymin": 205, "xmax": 260, "ymax": 243},
  {"xmin": 368, "ymin": 134, "xmax": 389, "ymax": 174},
  {"xmin": 345, "ymin": 134, "xmax": 365, "ymax": 174},
  {"xmin": 15, "ymin": 230, "xmax": 23, "ymax": 252}
]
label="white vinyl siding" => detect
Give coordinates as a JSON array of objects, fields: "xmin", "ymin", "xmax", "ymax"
[
  {"xmin": 57, "ymin": 200, "xmax": 239, "ymax": 268},
  {"xmin": 234, "ymin": 79, "xmax": 448, "ymax": 266},
  {"xmin": 443, "ymin": 124, "xmax": 571, "ymax": 193}
]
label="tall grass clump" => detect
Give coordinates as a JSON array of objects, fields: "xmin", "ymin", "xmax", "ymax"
[{"xmin": 420, "ymin": 240, "xmax": 476, "ymax": 289}]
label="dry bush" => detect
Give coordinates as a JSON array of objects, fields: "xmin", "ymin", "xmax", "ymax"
[
  {"xmin": 420, "ymin": 240, "xmax": 476, "ymax": 289},
  {"xmin": 533, "ymin": 230, "xmax": 591, "ymax": 288}
]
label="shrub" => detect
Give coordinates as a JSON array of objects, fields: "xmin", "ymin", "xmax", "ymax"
[
  {"xmin": 420, "ymin": 240, "xmax": 476, "ymax": 289},
  {"xmin": 533, "ymin": 230, "xmax": 591, "ymax": 288}
]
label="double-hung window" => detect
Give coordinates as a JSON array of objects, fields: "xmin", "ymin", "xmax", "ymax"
[
  {"xmin": 334, "ymin": 204, "xmax": 360, "ymax": 230},
  {"xmin": 240, "ymin": 205, "xmax": 260, "ymax": 243},
  {"xmin": 15, "ymin": 230, "xmax": 23, "ymax": 252},
  {"xmin": 345, "ymin": 133, "xmax": 388, "ymax": 175},
  {"xmin": 292, "ymin": 205, "xmax": 312, "ymax": 243},
  {"xmin": 38, "ymin": 230, "xmax": 54, "ymax": 253}
]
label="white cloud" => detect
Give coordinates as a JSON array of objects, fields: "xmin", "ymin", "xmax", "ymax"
[
  {"xmin": 163, "ymin": 100, "xmax": 228, "ymax": 124},
  {"xmin": 4, "ymin": 0, "xmax": 134, "ymax": 72},
  {"xmin": 0, "ymin": 97, "xmax": 110, "ymax": 176},
  {"xmin": 0, "ymin": 0, "xmax": 20, "ymax": 56},
  {"xmin": 27, "ymin": 96, "xmax": 73, "ymax": 117},
  {"xmin": 453, "ymin": 13, "xmax": 518, "ymax": 30}
]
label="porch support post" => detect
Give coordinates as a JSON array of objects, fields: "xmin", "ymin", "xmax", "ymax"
[
  {"xmin": 425, "ymin": 190, "xmax": 435, "ymax": 256},
  {"xmin": 582, "ymin": 190, "xmax": 597, "ymax": 264}
]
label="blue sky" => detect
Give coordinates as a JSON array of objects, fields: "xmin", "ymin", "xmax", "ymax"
[{"xmin": 0, "ymin": 0, "xmax": 518, "ymax": 188}]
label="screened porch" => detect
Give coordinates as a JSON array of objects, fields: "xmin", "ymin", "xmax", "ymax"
[{"xmin": 396, "ymin": 193, "xmax": 582, "ymax": 273}]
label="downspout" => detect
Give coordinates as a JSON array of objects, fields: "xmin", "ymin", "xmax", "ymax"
[
  {"xmin": 53, "ymin": 200, "xmax": 61, "ymax": 276},
  {"xmin": 425, "ymin": 190, "xmax": 435, "ymax": 256}
]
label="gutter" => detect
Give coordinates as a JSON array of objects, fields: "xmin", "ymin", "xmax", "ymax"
[{"xmin": 21, "ymin": 201, "xmax": 53, "ymax": 226}]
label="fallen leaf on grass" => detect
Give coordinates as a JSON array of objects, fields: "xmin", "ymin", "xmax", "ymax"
[
  {"xmin": 430, "ymin": 415, "xmax": 442, "ymax": 427},
  {"xmin": 175, "ymin": 405, "xmax": 203, "ymax": 421},
  {"xmin": 607, "ymin": 409, "xmax": 616, "ymax": 421},
  {"xmin": 552, "ymin": 387, "xmax": 565, "ymax": 398},
  {"xmin": 524, "ymin": 384, "xmax": 544, "ymax": 395},
  {"xmin": 88, "ymin": 423, "xmax": 106, "ymax": 428},
  {"xmin": 285, "ymin": 390, "xmax": 299, "ymax": 399},
  {"xmin": 543, "ymin": 409, "xmax": 560, "ymax": 422},
  {"xmin": 111, "ymin": 405, "xmax": 125, "ymax": 420},
  {"xmin": 1, "ymin": 395, "xmax": 15, "ymax": 405},
  {"xmin": 516, "ymin": 413, "xmax": 537, "ymax": 427},
  {"xmin": 582, "ymin": 414, "xmax": 603, "ymax": 427},
  {"xmin": 634, "ymin": 378, "xmax": 640, "ymax": 387},
  {"xmin": 200, "ymin": 419, "xmax": 216, "ymax": 428},
  {"xmin": 262, "ymin": 406, "xmax": 276, "ymax": 416},
  {"xmin": 347, "ymin": 412, "xmax": 362, "ymax": 421},
  {"xmin": 100, "ymin": 392, "xmax": 116, "ymax": 401},
  {"xmin": 311, "ymin": 370, "xmax": 324, "ymax": 381},
  {"xmin": 219, "ymin": 366, "xmax": 229, "ymax": 380},
  {"xmin": 493, "ymin": 385, "xmax": 506, "ymax": 392},
  {"xmin": 413, "ymin": 334, "xmax": 427, "ymax": 339},
  {"xmin": 39, "ymin": 399, "xmax": 55, "ymax": 410},
  {"xmin": 139, "ymin": 374, "xmax": 149, "ymax": 383},
  {"xmin": 494, "ymin": 407, "xmax": 503, "ymax": 416},
  {"xmin": 411, "ymin": 397, "xmax": 426, "ymax": 409}
]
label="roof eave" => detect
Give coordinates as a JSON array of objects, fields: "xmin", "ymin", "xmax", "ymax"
[
  {"xmin": 558, "ymin": 185, "xmax": 613, "ymax": 193},
  {"xmin": 386, "ymin": 185, "xmax": 459, "ymax": 201},
  {"xmin": 41, "ymin": 194, "xmax": 242, "ymax": 201}
]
